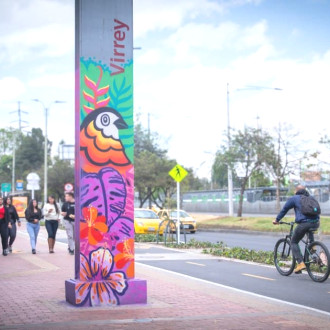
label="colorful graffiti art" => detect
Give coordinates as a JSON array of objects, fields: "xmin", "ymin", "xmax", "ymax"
[{"xmin": 65, "ymin": 0, "xmax": 147, "ymax": 307}]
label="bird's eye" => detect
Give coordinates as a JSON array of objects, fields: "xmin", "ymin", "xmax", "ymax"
[{"xmin": 100, "ymin": 114, "xmax": 110, "ymax": 126}]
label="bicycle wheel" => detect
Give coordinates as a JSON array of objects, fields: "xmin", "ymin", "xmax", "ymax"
[
  {"xmin": 305, "ymin": 241, "xmax": 330, "ymax": 283},
  {"xmin": 274, "ymin": 238, "xmax": 295, "ymax": 276}
]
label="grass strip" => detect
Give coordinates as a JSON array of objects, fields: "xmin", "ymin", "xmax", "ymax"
[
  {"xmin": 197, "ymin": 216, "xmax": 330, "ymax": 234},
  {"xmin": 135, "ymin": 235, "xmax": 274, "ymax": 265}
]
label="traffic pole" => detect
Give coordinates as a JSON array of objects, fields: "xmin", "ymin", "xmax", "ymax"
[{"xmin": 177, "ymin": 181, "xmax": 180, "ymax": 244}]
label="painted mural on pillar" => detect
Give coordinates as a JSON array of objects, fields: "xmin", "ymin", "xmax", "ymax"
[
  {"xmin": 65, "ymin": 0, "xmax": 146, "ymax": 307},
  {"xmin": 76, "ymin": 60, "xmax": 135, "ymax": 306}
]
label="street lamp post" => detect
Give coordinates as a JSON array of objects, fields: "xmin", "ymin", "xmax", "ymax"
[
  {"xmin": 32, "ymin": 99, "xmax": 65, "ymax": 205},
  {"xmin": 226, "ymin": 83, "xmax": 282, "ymax": 217},
  {"xmin": 226, "ymin": 83, "xmax": 234, "ymax": 216}
]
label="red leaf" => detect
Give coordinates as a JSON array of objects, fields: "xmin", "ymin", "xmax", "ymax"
[
  {"xmin": 83, "ymin": 91, "xmax": 95, "ymax": 104},
  {"xmin": 96, "ymin": 97, "xmax": 110, "ymax": 108},
  {"xmin": 84, "ymin": 75, "xmax": 97, "ymax": 90},
  {"xmin": 96, "ymin": 85, "xmax": 109, "ymax": 97}
]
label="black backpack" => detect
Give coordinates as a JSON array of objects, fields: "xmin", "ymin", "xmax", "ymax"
[{"xmin": 300, "ymin": 195, "xmax": 321, "ymax": 217}]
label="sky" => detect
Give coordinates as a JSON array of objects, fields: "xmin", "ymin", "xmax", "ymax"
[{"xmin": 1, "ymin": 0, "xmax": 330, "ymax": 180}]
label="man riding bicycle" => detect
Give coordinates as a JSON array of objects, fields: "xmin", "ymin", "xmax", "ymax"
[{"xmin": 273, "ymin": 185, "xmax": 320, "ymax": 274}]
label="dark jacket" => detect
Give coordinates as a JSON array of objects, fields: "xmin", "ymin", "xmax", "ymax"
[
  {"xmin": 0, "ymin": 206, "xmax": 10, "ymax": 225},
  {"xmin": 25, "ymin": 208, "xmax": 42, "ymax": 223},
  {"xmin": 276, "ymin": 189, "xmax": 320, "ymax": 223},
  {"xmin": 6, "ymin": 205, "xmax": 19, "ymax": 223},
  {"xmin": 61, "ymin": 202, "xmax": 75, "ymax": 221}
]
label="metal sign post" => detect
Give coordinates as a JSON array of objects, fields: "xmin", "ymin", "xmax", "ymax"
[
  {"xmin": 177, "ymin": 181, "xmax": 180, "ymax": 244},
  {"xmin": 169, "ymin": 164, "xmax": 188, "ymax": 244}
]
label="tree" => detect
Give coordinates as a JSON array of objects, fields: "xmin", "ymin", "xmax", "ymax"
[
  {"xmin": 267, "ymin": 124, "xmax": 304, "ymax": 211},
  {"xmin": 135, "ymin": 150, "xmax": 160, "ymax": 207},
  {"xmin": 134, "ymin": 116, "xmax": 206, "ymax": 208},
  {"xmin": 134, "ymin": 120, "xmax": 169, "ymax": 207},
  {"xmin": 212, "ymin": 151, "xmax": 240, "ymax": 188},
  {"xmin": 47, "ymin": 157, "xmax": 74, "ymax": 200},
  {"xmin": 0, "ymin": 127, "xmax": 18, "ymax": 156},
  {"xmin": 222, "ymin": 127, "xmax": 274, "ymax": 217},
  {"xmin": 249, "ymin": 169, "xmax": 272, "ymax": 188},
  {"xmin": 15, "ymin": 128, "xmax": 51, "ymax": 179},
  {"xmin": 0, "ymin": 128, "xmax": 23, "ymax": 184},
  {"xmin": 0, "ymin": 155, "xmax": 12, "ymax": 184}
]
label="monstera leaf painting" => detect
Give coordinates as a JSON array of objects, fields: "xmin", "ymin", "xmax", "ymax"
[{"xmin": 80, "ymin": 167, "xmax": 126, "ymax": 227}]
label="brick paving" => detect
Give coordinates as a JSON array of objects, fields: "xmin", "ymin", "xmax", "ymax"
[{"xmin": 0, "ymin": 223, "xmax": 329, "ymax": 329}]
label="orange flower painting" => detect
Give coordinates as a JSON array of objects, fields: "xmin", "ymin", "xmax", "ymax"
[
  {"xmin": 80, "ymin": 206, "xmax": 108, "ymax": 245},
  {"xmin": 114, "ymin": 238, "xmax": 134, "ymax": 278}
]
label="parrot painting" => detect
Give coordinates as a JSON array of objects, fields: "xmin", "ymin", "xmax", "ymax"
[{"xmin": 80, "ymin": 107, "xmax": 132, "ymax": 174}]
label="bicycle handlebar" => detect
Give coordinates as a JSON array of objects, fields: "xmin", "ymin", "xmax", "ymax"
[{"xmin": 278, "ymin": 221, "xmax": 295, "ymax": 226}]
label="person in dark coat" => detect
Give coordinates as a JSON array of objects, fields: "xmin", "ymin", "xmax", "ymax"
[
  {"xmin": 0, "ymin": 196, "xmax": 11, "ymax": 256},
  {"xmin": 5, "ymin": 196, "xmax": 21, "ymax": 253}
]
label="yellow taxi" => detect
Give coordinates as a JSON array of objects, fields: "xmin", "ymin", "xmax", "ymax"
[
  {"xmin": 134, "ymin": 208, "xmax": 165, "ymax": 234},
  {"xmin": 157, "ymin": 209, "xmax": 197, "ymax": 234}
]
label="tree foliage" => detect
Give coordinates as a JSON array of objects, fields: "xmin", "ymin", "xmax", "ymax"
[
  {"xmin": 219, "ymin": 127, "xmax": 274, "ymax": 216},
  {"xmin": 212, "ymin": 151, "xmax": 240, "ymax": 188},
  {"xmin": 47, "ymin": 157, "xmax": 74, "ymax": 199},
  {"xmin": 266, "ymin": 124, "xmax": 302, "ymax": 211},
  {"xmin": 134, "ymin": 118, "xmax": 203, "ymax": 208},
  {"xmin": 0, "ymin": 128, "xmax": 23, "ymax": 184},
  {"xmin": 15, "ymin": 128, "xmax": 51, "ymax": 180}
]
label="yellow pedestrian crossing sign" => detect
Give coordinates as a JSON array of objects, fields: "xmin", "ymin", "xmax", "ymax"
[{"xmin": 169, "ymin": 164, "xmax": 188, "ymax": 182}]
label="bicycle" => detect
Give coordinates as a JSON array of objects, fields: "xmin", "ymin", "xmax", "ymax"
[{"xmin": 274, "ymin": 221, "xmax": 330, "ymax": 282}]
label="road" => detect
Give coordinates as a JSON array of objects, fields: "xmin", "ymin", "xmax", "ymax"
[
  {"xmin": 183, "ymin": 230, "xmax": 330, "ymax": 251},
  {"xmin": 136, "ymin": 244, "xmax": 330, "ymax": 313},
  {"xmin": 57, "ymin": 229, "xmax": 330, "ymax": 251},
  {"xmin": 56, "ymin": 228, "xmax": 330, "ymax": 313}
]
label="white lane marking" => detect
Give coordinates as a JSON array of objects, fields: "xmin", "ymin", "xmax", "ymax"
[
  {"xmin": 186, "ymin": 261, "xmax": 206, "ymax": 267},
  {"xmin": 136, "ymin": 262, "xmax": 330, "ymax": 317},
  {"xmin": 242, "ymin": 273, "xmax": 275, "ymax": 281}
]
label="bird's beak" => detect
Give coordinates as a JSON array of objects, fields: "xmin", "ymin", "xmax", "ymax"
[{"xmin": 115, "ymin": 117, "xmax": 128, "ymax": 129}]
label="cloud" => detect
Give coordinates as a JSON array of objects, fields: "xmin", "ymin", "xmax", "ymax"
[
  {"xmin": 0, "ymin": 77, "xmax": 26, "ymax": 102},
  {"xmin": 0, "ymin": 0, "xmax": 74, "ymax": 65},
  {"xmin": 0, "ymin": 23, "xmax": 74, "ymax": 64},
  {"xmin": 134, "ymin": 0, "xmax": 263, "ymax": 38},
  {"xmin": 0, "ymin": 0, "xmax": 73, "ymax": 33},
  {"xmin": 136, "ymin": 49, "xmax": 162, "ymax": 65},
  {"xmin": 28, "ymin": 72, "xmax": 74, "ymax": 90},
  {"xmin": 134, "ymin": 27, "xmax": 330, "ymax": 176}
]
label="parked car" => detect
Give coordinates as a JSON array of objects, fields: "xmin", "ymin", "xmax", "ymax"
[
  {"xmin": 134, "ymin": 208, "xmax": 164, "ymax": 234},
  {"xmin": 157, "ymin": 209, "xmax": 197, "ymax": 233}
]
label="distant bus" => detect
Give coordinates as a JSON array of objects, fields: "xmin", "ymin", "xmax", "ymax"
[{"xmin": 182, "ymin": 187, "xmax": 289, "ymax": 206}]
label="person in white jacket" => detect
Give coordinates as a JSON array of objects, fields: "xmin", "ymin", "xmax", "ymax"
[{"xmin": 43, "ymin": 196, "xmax": 60, "ymax": 253}]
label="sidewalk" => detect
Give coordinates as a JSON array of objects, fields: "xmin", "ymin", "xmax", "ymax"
[{"xmin": 0, "ymin": 224, "xmax": 329, "ymax": 329}]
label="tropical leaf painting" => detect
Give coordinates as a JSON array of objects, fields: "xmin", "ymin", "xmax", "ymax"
[
  {"xmin": 80, "ymin": 60, "xmax": 111, "ymax": 121},
  {"xmin": 109, "ymin": 63, "xmax": 133, "ymax": 163},
  {"xmin": 80, "ymin": 58, "xmax": 134, "ymax": 163}
]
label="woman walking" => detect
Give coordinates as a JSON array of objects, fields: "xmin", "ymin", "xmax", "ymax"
[
  {"xmin": 0, "ymin": 196, "xmax": 11, "ymax": 256},
  {"xmin": 5, "ymin": 197, "xmax": 21, "ymax": 253},
  {"xmin": 43, "ymin": 196, "xmax": 60, "ymax": 253},
  {"xmin": 25, "ymin": 199, "xmax": 41, "ymax": 254}
]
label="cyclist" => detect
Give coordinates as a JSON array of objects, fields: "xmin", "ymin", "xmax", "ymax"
[{"xmin": 273, "ymin": 185, "xmax": 320, "ymax": 273}]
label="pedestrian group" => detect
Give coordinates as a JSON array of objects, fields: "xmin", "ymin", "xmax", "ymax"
[{"xmin": 0, "ymin": 193, "xmax": 75, "ymax": 256}]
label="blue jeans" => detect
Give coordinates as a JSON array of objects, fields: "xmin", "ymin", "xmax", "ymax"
[
  {"xmin": 26, "ymin": 222, "xmax": 40, "ymax": 250},
  {"xmin": 45, "ymin": 220, "xmax": 58, "ymax": 239}
]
